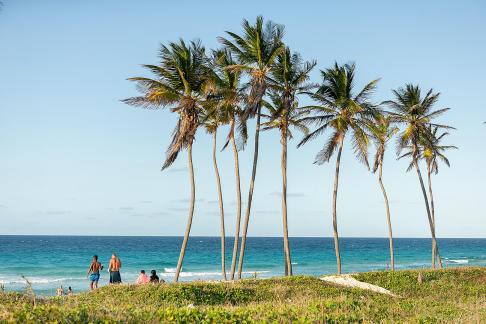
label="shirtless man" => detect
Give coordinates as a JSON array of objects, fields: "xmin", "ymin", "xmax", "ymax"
[
  {"xmin": 108, "ymin": 253, "xmax": 122, "ymax": 284},
  {"xmin": 87, "ymin": 255, "xmax": 103, "ymax": 290},
  {"xmin": 56, "ymin": 285, "xmax": 65, "ymax": 296}
]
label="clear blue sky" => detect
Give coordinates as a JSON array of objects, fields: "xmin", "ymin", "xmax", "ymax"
[{"xmin": 0, "ymin": 0, "xmax": 485, "ymax": 237}]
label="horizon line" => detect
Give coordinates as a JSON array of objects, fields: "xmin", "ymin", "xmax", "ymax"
[{"xmin": 0, "ymin": 234, "xmax": 484, "ymax": 239}]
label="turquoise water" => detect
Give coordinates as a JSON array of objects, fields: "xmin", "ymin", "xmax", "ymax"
[{"xmin": 0, "ymin": 236, "xmax": 484, "ymax": 295}]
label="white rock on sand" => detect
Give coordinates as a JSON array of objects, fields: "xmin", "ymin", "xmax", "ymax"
[{"xmin": 320, "ymin": 275, "xmax": 397, "ymax": 297}]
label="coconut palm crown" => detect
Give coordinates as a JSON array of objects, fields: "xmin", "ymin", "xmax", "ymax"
[
  {"xmin": 206, "ymin": 49, "xmax": 248, "ymax": 148},
  {"xmin": 267, "ymin": 47, "xmax": 316, "ymax": 111},
  {"xmin": 422, "ymin": 126, "xmax": 458, "ymax": 174},
  {"xmin": 369, "ymin": 114, "xmax": 399, "ymax": 173},
  {"xmin": 384, "ymin": 84, "xmax": 453, "ymax": 160},
  {"xmin": 263, "ymin": 47, "xmax": 315, "ymax": 139},
  {"xmin": 398, "ymin": 125, "xmax": 457, "ymax": 173},
  {"xmin": 123, "ymin": 39, "xmax": 209, "ymax": 170},
  {"xmin": 262, "ymin": 93, "xmax": 309, "ymax": 136},
  {"xmin": 298, "ymin": 62, "xmax": 379, "ymax": 166},
  {"xmin": 218, "ymin": 16, "xmax": 285, "ymax": 116}
]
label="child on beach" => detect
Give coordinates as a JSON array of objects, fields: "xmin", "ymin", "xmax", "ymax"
[{"xmin": 136, "ymin": 270, "xmax": 149, "ymax": 284}]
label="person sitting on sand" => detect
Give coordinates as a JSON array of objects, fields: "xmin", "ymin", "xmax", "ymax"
[
  {"xmin": 56, "ymin": 285, "xmax": 65, "ymax": 296},
  {"xmin": 136, "ymin": 270, "xmax": 149, "ymax": 284},
  {"xmin": 108, "ymin": 253, "xmax": 122, "ymax": 284},
  {"xmin": 149, "ymin": 270, "xmax": 159, "ymax": 283},
  {"xmin": 87, "ymin": 255, "xmax": 103, "ymax": 290},
  {"xmin": 67, "ymin": 286, "xmax": 73, "ymax": 296}
]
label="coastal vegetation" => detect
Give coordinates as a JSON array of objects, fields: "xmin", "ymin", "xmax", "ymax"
[
  {"xmin": 124, "ymin": 16, "xmax": 457, "ymax": 281},
  {"xmin": 1, "ymin": 268, "xmax": 485, "ymax": 322}
]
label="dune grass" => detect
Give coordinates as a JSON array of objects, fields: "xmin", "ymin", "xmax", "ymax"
[{"xmin": 0, "ymin": 267, "xmax": 484, "ymax": 323}]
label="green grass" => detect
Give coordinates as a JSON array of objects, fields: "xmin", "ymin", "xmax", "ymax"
[{"xmin": 1, "ymin": 267, "xmax": 485, "ymax": 323}]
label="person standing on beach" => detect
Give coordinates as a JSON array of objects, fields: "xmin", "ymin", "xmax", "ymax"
[
  {"xmin": 108, "ymin": 253, "xmax": 122, "ymax": 284},
  {"xmin": 56, "ymin": 285, "xmax": 65, "ymax": 296},
  {"xmin": 87, "ymin": 255, "xmax": 103, "ymax": 290}
]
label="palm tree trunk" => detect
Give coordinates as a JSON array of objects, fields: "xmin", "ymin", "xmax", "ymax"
[
  {"xmin": 281, "ymin": 131, "xmax": 292, "ymax": 276},
  {"xmin": 237, "ymin": 105, "xmax": 261, "ymax": 279},
  {"xmin": 427, "ymin": 162, "xmax": 443, "ymax": 269},
  {"xmin": 174, "ymin": 144, "xmax": 196, "ymax": 282},
  {"xmin": 229, "ymin": 132, "xmax": 242, "ymax": 281},
  {"xmin": 378, "ymin": 161, "xmax": 394, "ymax": 271},
  {"xmin": 332, "ymin": 137, "xmax": 344, "ymax": 274},
  {"xmin": 212, "ymin": 131, "xmax": 227, "ymax": 281},
  {"xmin": 414, "ymin": 160, "xmax": 441, "ymax": 270}
]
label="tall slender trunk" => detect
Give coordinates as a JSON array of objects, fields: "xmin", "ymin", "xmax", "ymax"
[
  {"xmin": 281, "ymin": 131, "xmax": 292, "ymax": 276},
  {"xmin": 229, "ymin": 131, "xmax": 242, "ymax": 280},
  {"xmin": 237, "ymin": 106, "xmax": 261, "ymax": 279},
  {"xmin": 413, "ymin": 160, "xmax": 441, "ymax": 270},
  {"xmin": 332, "ymin": 137, "xmax": 344, "ymax": 274},
  {"xmin": 378, "ymin": 161, "xmax": 394, "ymax": 271},
  {"xmin": 212, "ymin": 131, "xmax": 227, "ymax": 280},
  {"xmin": 427, "ymin": 162, "xmax": 443, "ymax": 269},
  {"xmin": 174, "ymin": 144, "xmax": 196, "ymax": 282},
  {"xmin": 427, "ymin": 163, "xmax": 436, "ymax": 269}
]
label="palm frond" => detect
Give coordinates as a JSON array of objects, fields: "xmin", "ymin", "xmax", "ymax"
[{"xmin": 314, "ymin": 131, "xmax": 342, "ymax": 164}]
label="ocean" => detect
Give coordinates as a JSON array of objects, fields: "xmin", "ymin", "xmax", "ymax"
[{"xmin": 0, "ymin": 236, "xmax": 484, "ymax": 295}]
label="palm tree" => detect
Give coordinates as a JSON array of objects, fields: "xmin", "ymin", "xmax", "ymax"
[
  {"xmin": 123, "ymin": 39, "xmax": 209, "ymax": 282},
  {"xmin": 219, "ymin": 16, "xmax": 285, "ymax": 279},
  {"xmin": 262, "ymin": 48, "xmax": 315, "ymax": 275},
  {"xmin": 424, "ymin": 126, "xmax": 457, "ymax": 268},
  {"xmin": 200, "ymin": 106, "xmax": 227, "ymax": 281},
  {"xmin": 399, "ymin": 126, "xmax": 457, "ymax": 268},
  {"xmin": 385, "ymin": 84, "xmax": 453, "ymax": 269},
  {"xmin": 261, "ymin": 93, "xmax": 310, "ymax": 275},
  {"xmin": 368, "ymin": 114, "xmax": 398, "ymax": 271},
  {"xmin": 206, "ymin": 49, "xmax": 247, "ymax": 281},
  {"xmin": 298, "ymin": 63, "xmax": 379, "ymax": 274}
]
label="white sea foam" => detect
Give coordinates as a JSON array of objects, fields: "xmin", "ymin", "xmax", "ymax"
[
  {"xmin": 0, "ymin": 270, "xmax": 273, "ymax": 285},
  {"xmin": 0, "ymin": 277, "xmax": 83, "ymax": 285},
  {"xmin": 446, "ymin": 259, "xmax": 468, "ymax": 264},
  {"xmin": 159, "ymin": 270, "xmax": 270, "ymax": 278}
]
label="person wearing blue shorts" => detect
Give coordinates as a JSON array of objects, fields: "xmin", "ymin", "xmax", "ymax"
[{"xmin": 87, "ymin": 255, "xmax": 103, "ymax": 290}]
